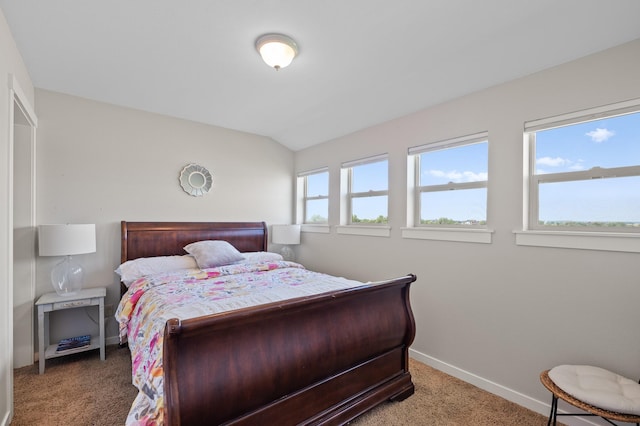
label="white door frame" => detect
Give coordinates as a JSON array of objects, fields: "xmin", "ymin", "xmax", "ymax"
[{"xmin": 8, "ymin": 74, "xmax": 37, "ymax": 370}]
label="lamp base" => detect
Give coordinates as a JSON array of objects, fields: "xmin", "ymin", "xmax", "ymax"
[
  {"xmin": 51, "ymin": 255, "xmax": 84, "ymax": 296},
  {"xmin": 280, "ymin": 245, "xmax": 295, "ymax": 262}
]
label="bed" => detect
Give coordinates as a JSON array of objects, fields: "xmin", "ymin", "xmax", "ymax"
[{"xmin": 117, "ymin": 221, "xmax": 417, "ymax": 425}]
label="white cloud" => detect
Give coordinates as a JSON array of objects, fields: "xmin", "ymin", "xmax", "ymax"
[
  {"xmin": 536, "ymin": 158, "xmax": 584, "ymax": 174},
  {"xmin": 462, "ymin": 171, "xmax": 488, "ymax": 181},
  {"xmin": 429, "ymin": 170, "xmax": 447, "ymax": 178},
  {"xmin": 586, "ymin": 128, "xmax": 615, "ymax": 143},
  {"xmin": 537, "ymin": 156, "xmax": 567, "ymax": 167},
  {"xmin": 428, "ymin": 170, "xmax": 487, "ymax": 182}
]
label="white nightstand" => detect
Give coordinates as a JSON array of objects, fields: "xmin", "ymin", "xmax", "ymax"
[{"xmin": 35, "ymin": 287, "xmax": 106, "ymax": 374}]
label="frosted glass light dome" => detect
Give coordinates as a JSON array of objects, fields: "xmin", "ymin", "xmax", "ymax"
[{"xmin": 255, "ymin": 34, "xmax": 298, "ymax": 70}]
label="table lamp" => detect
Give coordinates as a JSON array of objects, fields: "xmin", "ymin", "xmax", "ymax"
[
  {"xmin": 271, "ymin": 224, "xmax": 301, "ymax": 261},
  {"xmin": 38, "ymin": 224, "xmax": 96, "ymax": 296}
]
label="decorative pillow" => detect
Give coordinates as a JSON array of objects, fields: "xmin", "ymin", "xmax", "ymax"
[
  {"xmin": 183, "ymin": 240, "xmax": 245, "ymax": 269},
  {"xmin": 116, "ymin": 255, "xmax": 199, "ymax": 287},
  {"xmin": 241, "ymin": 251, "xmax": 283, "ymax": 263}
]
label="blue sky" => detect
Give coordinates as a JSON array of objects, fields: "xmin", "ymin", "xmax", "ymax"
[
  {"xmin": 306, "ymin": 172, "xmax": 328, "ymax": 197},
  {"xmin": 536, "ymin": 112, "xmax": 640, "ymax": 223},
  {"xmin": 536, "ymin": 112, "xmax": 640, "ymax": 172},
  {"xmin": 420, "ymin": 143, "xmax": 488, "ymax": 186},
  {"xmin": 419, "ymin": 143, "xmax": 487, "ymax": 222}
]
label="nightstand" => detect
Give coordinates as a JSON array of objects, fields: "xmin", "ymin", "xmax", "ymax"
[{"xmin": 35, "ymin": 287, "xmax": 106, "ymax": 374}]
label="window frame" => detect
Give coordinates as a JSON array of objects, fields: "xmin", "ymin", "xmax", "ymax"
[
  {"xmin": 517, "ymin": 98, "xmax": 640, "ymax": 253},
  {"xmin": 525, "ymin": 100, "xmax": 640, "ymax": 234},
  {"xmin": 342, "ymin": 154, "xmax": 389, "ymax": 226},
  {"xmin": 410, "ymin": 132, "xmax": 489, "ymax": 229},
  {"xmin": 298, "ymin": 168, "xmax": 329, "ymax": 225}
]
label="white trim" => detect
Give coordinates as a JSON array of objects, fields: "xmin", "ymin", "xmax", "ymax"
[
  {"xmin": 4, "ymin": 79, "xmax": 14, "ymax": 426},
  {"xmin": 341, "ymin": 153, "xmax": 388, "ymax": 169},
  {"xmin": 418, "ymin": 180, "xmax": 487, "ymax": 192},
  {"xmin": 298, "ymin": 169, "xmax": 329, "ymax": 225},
  {"xmin": 0, "ymin": 410, "xmax": 8, "ymax": 426},
  {"xmin": 7, "ymin": 74, "xmax": 38, "ymax": 375},
  {"xmin": 301, "ymin": 224, "xmax": 330, "ymax": 234},
  {"xmin": 295, "ymin": 175, "xmax": 305, "ymax": 225},
  {"xmin": 522, "ymin": 133, "xmax": 532, "ymax": 229},
  {"xmin": 341, "ymin": 156, "xmax": 389, "ymax": 226},
  {"xmin": 409, "ymin": 348, "xmax": 599, "ymax": 426},
  {"xmin": 524, "ymin": 101, "xmax": 640, "ymax": 237},
  {"xmin": 336, "ymin": 225, "xmax": 391, "ymax": 237},
  {"xmin": 339, "ymin": 167, "xmax": 349, "ymax": 225},
  {"xmin": 514, "ymin": 230, "xmax": 640, "ymax": 253},
  {"xmin": 524, "ymin": 97, "xmax": 640, "ymax": 132},
  {"xmin": 106, "ymin": 336, "xmax": 121, "ymax": 346},
  {"xmin": 297, "ymin": 166, "xmax": 328, "ymax": 177},
  {"xmin": 8, "ymin": 75, "xmax": 37, "ymax": 127},
  {"xmin": 402, "ymin": 227, "xmax": 493, "ymax": 243},
  {"xmin": 409, "ymin": 136, "xmax": 489, "ymax": 229},
  {"xmin": 408, "ymin": 131, "xmax": 488, "ymax": 155},
  {"xmin": 406, "ymin": 155, "xmax": 417, "ymax": 228}
]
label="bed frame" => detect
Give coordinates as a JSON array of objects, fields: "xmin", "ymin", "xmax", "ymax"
[{"xmin": 121, "ymin": 221, "xmax": 417, "ymax": 425}]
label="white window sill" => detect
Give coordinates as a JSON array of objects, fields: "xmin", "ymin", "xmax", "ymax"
[
  {"xmin": 514, "ymin": 230, "xmax": 640, "ymax": 253},
  {"xmin": 401, "ymin": 227, "xmax": 493, "ymax": 244},
  {"xmin": 301, "ymin": 224, "xmax": 330, "ymax": 234},
  {"xmin": 336, "ymin": 225, "xmax": 391, "ymax": 237}
]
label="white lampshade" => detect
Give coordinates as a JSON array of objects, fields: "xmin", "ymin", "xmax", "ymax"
[
  {"xmin": 272, "ymin": 224, "xmax": 301, "ymax": 262},
  {"xmin": 39, "ymin": 224, "xmax": 96, "ymax": 256},
  {"xmin": 255, "ymin": 34, "xmax": 298, "ymax": 70},
  {"xmin": 38, "ymin": 224, "xmax": 96, "ymax": 296},
  {"xmin": 272, "ymin": 224, "xmax": 301, "ymax": 245}
]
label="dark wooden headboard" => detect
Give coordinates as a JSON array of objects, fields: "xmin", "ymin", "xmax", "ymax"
[{"xmin": 120, "ymin": 221, "xmax": 268, "ymax": 293}]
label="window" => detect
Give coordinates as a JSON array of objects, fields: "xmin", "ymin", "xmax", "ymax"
[
  {"xmin": 525, "ymin": 101, "xmax": 640, "ymax": 233},
  {"xmin": 299, "ymin": 168, "xmax": 329, "ymax": 224},
  {"xmin": 409, "ymin": 132, "xmax": 488, "ymax": 228},
  {"xmin": 342, "ymin": 155, "xmax": 388, "ymax": 224}
]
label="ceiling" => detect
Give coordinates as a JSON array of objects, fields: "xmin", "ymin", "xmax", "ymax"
[{"xmin": 2, "ymin": 1, "xmax": 640, "ymax": 151}]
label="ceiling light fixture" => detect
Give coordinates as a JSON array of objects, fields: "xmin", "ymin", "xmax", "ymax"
[{"xmin": 255, "ymin": 33, "xmax": 298, "ymax": 70}]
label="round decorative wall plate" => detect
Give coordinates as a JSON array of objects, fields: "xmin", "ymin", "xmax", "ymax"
[{"xmin": 179, "ymin": 163, "xmax": 213, "ymax": 197}]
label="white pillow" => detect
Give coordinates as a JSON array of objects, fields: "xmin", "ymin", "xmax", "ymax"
[
  {"xmin": 241, "ymin": 252, "xmax": 283, "ymax": 263},
  {"xmin": 183, "ymin": 240, "xmax": 245, "ymax": 269},
  {"xmin": 116, "ymin": 255, "xmax": 198, "ymax": 287}
]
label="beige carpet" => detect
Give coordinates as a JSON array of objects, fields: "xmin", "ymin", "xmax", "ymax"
[{"xmin": 12, "ymin": 345, "xmax": 552, "ymax": 425}]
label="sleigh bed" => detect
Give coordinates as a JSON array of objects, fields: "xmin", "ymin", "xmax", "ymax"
[{"xmin": 117, "ymin": 221, "xmax": 417, "ymax": 425}]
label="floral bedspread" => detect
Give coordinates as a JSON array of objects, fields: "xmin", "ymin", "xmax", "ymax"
[{"xmin": 115, "ymin": 261, "xmax": 363, "ymax": 426}]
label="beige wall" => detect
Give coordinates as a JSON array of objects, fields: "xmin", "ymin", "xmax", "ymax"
[
  {"xmin": 34, "ymin": 89, "xmax": 294, "ymax": 343},
  {"xmin": 0, "ymin": 6, "xmax": 35, "ymax": 425},
  {"xmin": 294, "ymin": 39, "xmax": 640, "ymax": 417}
]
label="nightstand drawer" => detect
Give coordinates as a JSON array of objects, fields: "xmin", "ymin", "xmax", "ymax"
[{"xmin": 53, "ymin": 299, "xmax": 91, "ymax": 310}]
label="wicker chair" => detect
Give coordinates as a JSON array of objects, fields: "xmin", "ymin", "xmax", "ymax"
[{"xmin": 541, "ymin": 367, "xmax": 640, "ymax": 426}]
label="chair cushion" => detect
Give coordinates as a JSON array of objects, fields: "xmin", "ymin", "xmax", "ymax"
[{"xmin": 549, "ymin": 365, "xmax": 640, "ymax": 415}]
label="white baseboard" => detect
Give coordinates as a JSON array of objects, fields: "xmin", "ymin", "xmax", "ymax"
[
  {"xmin": 408, "ymin": 348, "xmax": 606, "ymax": 426},
  {"xmin": 106, "ymin": 335, "xmax": 120, "ymax": 346}
]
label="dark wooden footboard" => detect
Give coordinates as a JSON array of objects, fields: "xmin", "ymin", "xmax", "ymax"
[{"xmin": 163, "ymin": 274, "xmax": 417, "ymax": 425}]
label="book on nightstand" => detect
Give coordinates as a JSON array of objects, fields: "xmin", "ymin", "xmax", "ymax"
[{"xmin": 55, "ymin": 335, "xmax": 91, "ymax": 353}]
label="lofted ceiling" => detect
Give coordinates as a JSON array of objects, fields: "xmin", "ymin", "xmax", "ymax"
[{"xmin": 2, "ymin": 1, "xmax": 640, "ymax": 151}]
